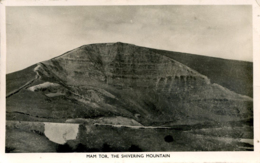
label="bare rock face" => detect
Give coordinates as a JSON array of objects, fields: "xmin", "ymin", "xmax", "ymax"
[{"xmin": 37, "ymin": 43, "xmax": 210, "ymax": 89}]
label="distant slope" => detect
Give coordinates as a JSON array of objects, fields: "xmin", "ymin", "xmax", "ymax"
[{"xmin": 152, "ymin": 49, "xmax": 253, "ymax": 97}]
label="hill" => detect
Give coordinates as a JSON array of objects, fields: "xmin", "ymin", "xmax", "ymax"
[{"xmin": 6, "ymin": 42, "xmax": 253, "ymax": 126}]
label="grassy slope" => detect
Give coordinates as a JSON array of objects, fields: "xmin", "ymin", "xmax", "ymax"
[{"xmin": 6, "ymin": 64, "xmax": 38, "ymax": 95}]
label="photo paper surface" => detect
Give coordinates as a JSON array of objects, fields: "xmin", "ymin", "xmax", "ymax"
[{"xmin": 1, "ymin": 0, "xmax": 260, "ymax": 162}]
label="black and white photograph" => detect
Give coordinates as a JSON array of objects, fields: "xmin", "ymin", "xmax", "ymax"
[{"xmin": 1, "ymin": 0, "xmax": 260, "ymax": 162}]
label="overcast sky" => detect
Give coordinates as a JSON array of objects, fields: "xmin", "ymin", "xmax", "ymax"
[{"xmin": 6, "ymin": 5, "xmax": 252, "ymax": 73}]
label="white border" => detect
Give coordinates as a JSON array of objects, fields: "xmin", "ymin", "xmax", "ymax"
[{"xmin": 1, "ymin": 0, "xmax": 260, "ymax": 163}]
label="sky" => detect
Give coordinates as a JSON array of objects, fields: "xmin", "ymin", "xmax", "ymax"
[{"xmin": 6, "ymin": 5, "xmax": 252, "ymax": 73}]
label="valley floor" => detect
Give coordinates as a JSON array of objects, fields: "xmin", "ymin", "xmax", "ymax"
[{"xmin": 5, "ymin": 120, "xmax": 253, "ymax": 152}]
